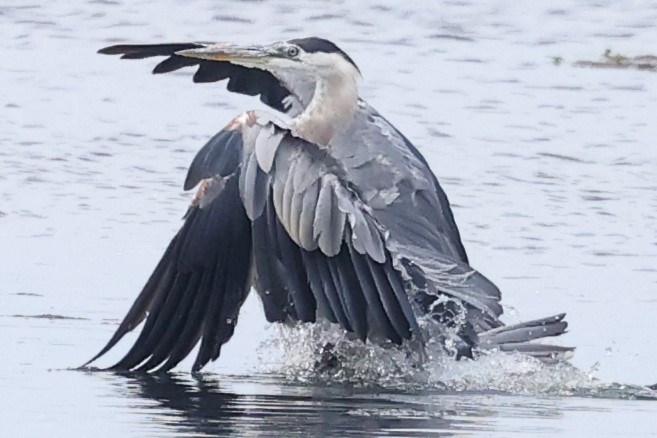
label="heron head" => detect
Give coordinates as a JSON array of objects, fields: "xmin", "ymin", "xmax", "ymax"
[{"xmin": 177, "ymin": 37, "xmax": 360, "ymax": 85}]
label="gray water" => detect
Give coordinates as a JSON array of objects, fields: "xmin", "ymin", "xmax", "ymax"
[{"xmin": 2, "ymin": 0, "xmax": 657, "ymax": 436}]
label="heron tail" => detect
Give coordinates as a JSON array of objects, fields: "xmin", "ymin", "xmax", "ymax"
[{"xmin": 476, "ymin": 313, "xmax": 574, "ymax": 363}]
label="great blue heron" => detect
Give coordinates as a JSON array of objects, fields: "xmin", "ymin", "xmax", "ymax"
[{"xmin": 85, "ymin": 37, "xmax": 573, "ymax": 373}]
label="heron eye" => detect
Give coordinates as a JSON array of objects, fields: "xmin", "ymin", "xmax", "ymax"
[{"xmin": 287, "ymin": 46, "xmax": 299, "ymax": 58}]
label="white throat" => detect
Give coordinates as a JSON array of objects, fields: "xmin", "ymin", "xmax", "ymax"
[{"xmin": 291, "ymin": 59, "xmax": 360, "ymax": 147}]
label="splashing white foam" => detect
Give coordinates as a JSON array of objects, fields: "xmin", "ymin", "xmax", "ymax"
[{"xmin": 254, "ymin": 322, "xmax": 657, "ymax": 400}]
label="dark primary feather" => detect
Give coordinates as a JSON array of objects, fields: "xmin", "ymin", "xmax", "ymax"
[
  {"xmin": 98, "ymin": 43, "xmax": 204, "ymax": 58},
  {"xmin": 259, "ymin": 197, "xmax": 317, "ymax": 323},
  {"xmin": 85, "ymin": 129, "xmax": 251, "ymax": 373},
  {"xmin": 98, "ymin": 43, "xmax": 291, "ymax": 112},
  {"xmin": 346, "ymin": 244, "xmax": 402, "ymax": 344}
]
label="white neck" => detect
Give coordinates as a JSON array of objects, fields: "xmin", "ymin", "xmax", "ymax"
[{"xmin": 291, "ymin": 64, "xmax": 359, "ymax": 147}]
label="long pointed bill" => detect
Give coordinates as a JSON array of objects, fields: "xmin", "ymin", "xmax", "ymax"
[{"xmin": 176, "ymin": 44, "xmax": 273, "ymax": 67}]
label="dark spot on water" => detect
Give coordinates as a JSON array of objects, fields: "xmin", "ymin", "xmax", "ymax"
[
  {"xmin": 24, "ymin": 176, "xmax": 46, "ymax": 184},
  {"xmin": 16, "ymin": 19, "xmax": 56, "ymax": 26},
  {"xmin": 428, "ymin": 34, "xmax": 474, "ymax": 42},
  {"xmin": 9, "ymin": 314, "xmax": 89, "ymax": 321},
  {"xmin": 609, "ymin": 85, "xmax": 645, "ymax": 92},
  {"xmin": 18, "ymin": 210, "xmax": 45, "ymax": 219},
  {"xmin": 12, "ymin": 292, "xmax": 43, "ymax": 297},
  {"xmin": 447, "ymin": 58, "xmax": 487, "ymax": 64},
  {"xmin": 552, "ymin": 85, "xmax": 584, "ymax": 91},
  {"xmin": 308, "ymin": 13, "xmax": 343, "ymax": 21},
  {"xmin": 538, "ymin": 152, "xmax": 591, "ymax": 163},
  {"xmin": 581, "ymin": 195, "xmax": 614, "ymax": 202},
  {"xmin": 427, "ymin": 128, "xmax": 451, "ymax": 138},
  {"xmin": 212, "ymin": 14, "xmax": 253, "ymax": 24},
  {"xmin": 121, "ymin": 131, "xmax": 146, "ymax": 138},
  {"xmin": 370, "ymin": 4, "xmax": 392, "ymax": 11},
  {"xmin": 592, "ymin": 32, "xmax": 635, "ymax": 39},
  {"xmin": 547, "ymin": 8, "xmax": 567, "ymax": 15},
  {"xmin": 535, "ymin": 171, "xmax": 558, "ymax": 180}
]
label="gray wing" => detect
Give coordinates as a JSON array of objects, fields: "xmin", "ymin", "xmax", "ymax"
[
  {"xmin": 332, "ymin": 102, "xmax": 470, "ymax": 264},
  {"xmin": 98, "ymin": 43, "xmax": 294, "ymax": 113},
  {"xmin": 84, "ymin": 129, "xmax": 252, "ymax": 372},
  {"xmin": 236, "ymin": 112, "xmax": 506, "ymax": 345},
  {"xmin": 238, "ymin": 118, "xmax": 423, "ymax": 344},
  {"xmin": 326, "ymin": 102, "xmax": 504, "ymax": 332},
  {"xmin": 237, "ymin": 111, "xmax": 501, "ymax": 345}
]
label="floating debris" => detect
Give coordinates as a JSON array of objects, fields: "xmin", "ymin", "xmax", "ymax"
[{"xmin": 575, "ymin": 49, "xmax": 657, "ymax": 72}]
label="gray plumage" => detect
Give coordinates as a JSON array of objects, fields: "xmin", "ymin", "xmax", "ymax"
[{"xmin": 85, "ymin": 37, "xmax": 573, "ymax": 372}]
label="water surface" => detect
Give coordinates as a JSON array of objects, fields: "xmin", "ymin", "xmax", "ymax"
[{"xmin": 2, "ymin": 1, "xmax": 657, "ymax": 436}]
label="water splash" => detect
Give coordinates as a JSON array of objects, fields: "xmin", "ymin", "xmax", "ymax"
[{"xmin": 255, "ymin": 322, "xmax": 657, "ymax": 400}]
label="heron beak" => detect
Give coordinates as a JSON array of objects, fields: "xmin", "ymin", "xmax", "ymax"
[{"xmin": 176, "ymin": 44, "xmax": 272, "ymax": 67}]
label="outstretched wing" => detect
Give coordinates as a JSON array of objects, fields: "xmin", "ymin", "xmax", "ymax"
[
  {"xmin": 98, "ymin": 43, "xmax": 293, "ymax": 113},
  {"xmin": 85, "ymin": 129, "xmax": 252, "ymax": 372},
  {"xmin": 238, "ymin": 115, "xmax": 508, "ymax": 346},
  {"xmin": 211, "ymin": 115, "xmax": 423, "ymax": 345},
  {"xmin": 324, "ymin": 103, "xmax": 504, "ymax": 332}
]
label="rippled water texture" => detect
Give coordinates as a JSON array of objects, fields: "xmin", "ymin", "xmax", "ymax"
[{"xmin": 2, "ymin": 1, "xmax": 657, "ymax": 436}]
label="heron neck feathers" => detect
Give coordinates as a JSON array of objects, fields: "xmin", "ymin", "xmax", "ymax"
[{"xmin": 291, "ymin": 65, "xmax": 359, "ymax": 147}]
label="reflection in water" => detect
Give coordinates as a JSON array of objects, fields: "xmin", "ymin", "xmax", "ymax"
[
  {"xmin": 120, "ymin": 374, "xmax": 241, "ymax": 436},
  {"xmin": 111, "ymin": 373, "xmax": 477, "ymax": 437},
  {"xmin": 103, "ymin": 372, "xmax": 655, "ymax": 436}
]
